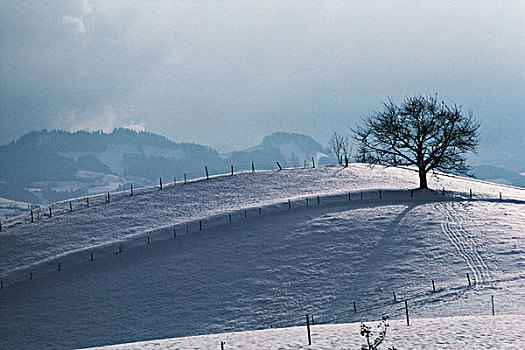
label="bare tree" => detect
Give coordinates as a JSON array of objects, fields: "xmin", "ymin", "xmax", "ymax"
[
  {"xmin": 353, "ymin": 95, "xmax": 480, "ymax": 189},
  {"xmin": 328, "ymin": 132, "xmax": 349, "ymax": 165}
]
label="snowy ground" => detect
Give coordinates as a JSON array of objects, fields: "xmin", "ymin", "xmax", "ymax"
[
  {"xmin": 83, "ymin": 315, "xmax": 525, "ymax": 350},
  {"xmin": 0, "ymin": 164, "xmax": 524, "ymax": 349}
]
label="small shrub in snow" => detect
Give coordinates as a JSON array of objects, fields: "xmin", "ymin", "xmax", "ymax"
[{"xmin": 359, "ymin": 316, "xmax": 397, "ymax": 350}]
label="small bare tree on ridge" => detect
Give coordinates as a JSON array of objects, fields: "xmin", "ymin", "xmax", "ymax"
[{"xmin": 329, "ymin": 132, "xmax": 350, "ymax": 165}]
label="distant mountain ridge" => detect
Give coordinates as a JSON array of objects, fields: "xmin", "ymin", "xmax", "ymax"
[
  {"xmin": 0, "ymin": 129, "xmax": 330, "ymax": 205},
  {"xmin": 228, "ymin": 132, "xmax": 328, "ymax": 169},
  {"xmin": 472, "ymin": 165, "xmax": 525, "ymax": 188}
]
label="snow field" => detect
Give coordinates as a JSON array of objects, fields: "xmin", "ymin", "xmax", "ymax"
[
  {"xmin": 1, "ymin": 164, "xmax": 522, "ymax": 286},
  {"xmin": 82, "ymin": 314, "xmax": 525, "ymax": 350},
  {"xmin": 0, "ymin": 164, "xmax": 524, "ymax": 349}
]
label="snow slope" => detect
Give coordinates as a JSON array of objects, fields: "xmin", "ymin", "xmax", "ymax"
[
  {"xmin": 83, "ymin": 315, "xmax": 524, "ymax": 350},
  {"xmin": 0, "ymin": 164, "xmax": 524, "ymax": 349}
]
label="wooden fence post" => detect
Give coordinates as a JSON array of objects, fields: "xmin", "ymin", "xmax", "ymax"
[
  {"xmin": 288, "ymin": 199, "xmax": 291, "ymax": 209},
  {"xmin": 353, "ymin": 301, "xmax": 357, "ymax": 313},
  {"xmin": 306, "ymin": 198, "xmax": 309, "ymax": 206},
  {"xmin": 31, "ymin": 210, "xmax": 34, "ymax": 222},
  {"xmin": 231, "ymin": 165, "xmax": 234, "ymax": 175},
  {"xmin": 442, "ymin": 187, "xmax": 445, "ymax": 196},
  {"xmin": 410, "ymin": 189, "xmax": 413, "ymax": 198},
  {"xmin": 393, "ymin": 291, "xmax": 396, "ymax": 302},
  {"xmin": 205, "ymin": 167, "xmax": 209, "ymax": 179},
  {"xmin": 469, "ymin": 189, "xmax": 472, "ymax": 199},
  {"xmin": 221, "ymin": 341, "xmax": 225, "ymax": 350},
  {"xmin": 87, "ymin": 197, "xmax": 89, "ymax": 207},
  {"xmin": 228, "ymin": 213, "xmax": 232, "ymax": 222},
  {"xmin": 244, "ymin": 209, "xmax": 247, "ymax": 218},
  {"xmin": 252, "ymin": 161, "xmax": 255, "ymax": 173},
  {"xmin": 312, "ymin": 157, "xmax": 315, "ymax": 168},
  {"xmin": 432, "ymin": 280, "xmax": 436, "ymax": 292},
  {"xmin": 174, "ymin": 177, "xmax": 176, "ymax": 185},
  {"xmin": 184, "ymin": 174, "xmax": 187, "ymax": 184},
  {"xmin": 147, "ymin": 236, "xmax": 150, "ymax": 244},
  {"xmin": 259, "ymin": 208, "xmax": 262, "ymax": 215},
  {"xmin": 199, "ymin": 221, "xmax": 202, "ymax": 231},
  {"xmin": 160, "ymin": 177, "xmax": 162, "ymax": 189},
  {"xmin": 379, "ymin": 189, "xmax": 382, "ymax": 199},
  {"xmin": 317, "ymin": 196, "xmax": 320, "ymax": 205},
  {"xmin": 58, "ymin": 263, "xmax": 61, "ymax": 271},
  {"xmin": 467, "ymin": 273, "xmax": 471, "ymax": 286},
  {"xmin": 348, "ymin": 192, "xmax": 351, "ymax": 201},
  {"xmin": 90, "ymin": 253, "xmax": 93, "ymax": 261},
  {"xmin": 174, "ymin": 229, "xmax": 176, "ymax": 238},
  {"xmin": 491, "ymin": 295, "xmax": 495, "ymax": 316},
  {"xmin": 276, "ymin": 162, "xmax": 282, "ymax": 170},
  {"xmin": 405, "ymin": 300, "xmax": 410, "ymax": 326},
  {"xmin": 49, "ymin": 207, "xmax": 52, "ymax": 217},
  {"xmin": 306, "ymin": 314, "xmax": 312, "ymax": 345},
  {"xmin": 69, "ymin": 202, "xmax": 73, "ymax": 211},
  {"xmin": 131, "ymin": 184, "xmax": 133, "ymax": 196}
]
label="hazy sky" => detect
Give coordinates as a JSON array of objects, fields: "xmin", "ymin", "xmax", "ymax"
[{"xmin": 1, "ymin": 1, "xmax": 523, "ymax": 166}]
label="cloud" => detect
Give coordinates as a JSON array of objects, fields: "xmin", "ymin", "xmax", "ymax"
[
  {"xmin": 61, "ymin": 106, "xmax": 146, "ymax": 134},
  {"xmin": 62, "ymin": 1, "xmax": 92, "ymax": 35},
  {"xmin": 81, "ymin": 0, "xmax": 93, "ymax": 15},
  {"xmin": 123, "ymin": 121, "xmax": 146, "ymax": 132},
  {"xmin": 62, "ymin": 106, "xmax": 118, "ymax": 133},
  {"xmin": 63, "ymin": 16, "xmax": 86, "ymax": 34}
]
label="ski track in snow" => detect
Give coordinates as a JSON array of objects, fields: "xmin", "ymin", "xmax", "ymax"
[{"xmin": 435, "ymin": 201, "xmax": 493, "ymax": 287}]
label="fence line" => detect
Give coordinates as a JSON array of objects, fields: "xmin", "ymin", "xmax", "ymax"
[
  {"xmin": 2, "ymin": 161, "xmax": 520, "ymax": 230},
  {"xmin": 2, "ymin": 189, "xmax": 511, "ymax": 292}
]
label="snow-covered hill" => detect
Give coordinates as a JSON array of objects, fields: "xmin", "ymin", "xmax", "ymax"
[{"xmin": 0, "ymin": 164, "xmax": 524, "ymax": 349}]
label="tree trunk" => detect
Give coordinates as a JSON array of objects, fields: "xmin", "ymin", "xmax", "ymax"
[{"xmin": 419, "ymin": 170, "xmax": 428, "ymax": 189}]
